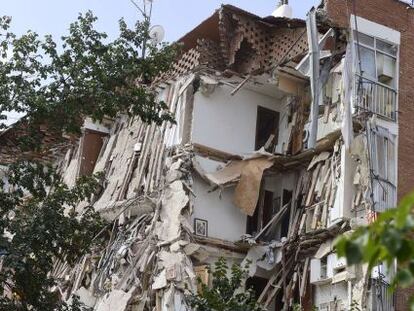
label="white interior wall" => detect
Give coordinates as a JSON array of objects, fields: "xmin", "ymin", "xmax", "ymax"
[
  {"xmin": 264, "ymin": 172, "xmax": 296, "ymax": 195},
  {"xmin": 191, "ymin": 156, "xmax": 299, "ymax": 243},
  {"xmin": 192, "ymin": 176, "xmax": 247, "ymax": 242},
  {"xmin": 191, "ymin": 157, "xmax": 247, "ymax": 242},
  {"xmin": 192, "ymin": 84, "xmax": 283, "ymax": 155}
]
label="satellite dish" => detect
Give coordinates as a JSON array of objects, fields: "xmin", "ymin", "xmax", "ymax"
[{"xmin": 149, "ymin": 25, "xmax": 165, "ymax": 45}]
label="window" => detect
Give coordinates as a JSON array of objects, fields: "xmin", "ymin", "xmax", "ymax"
[
  {"xmin": 78, "ymin": 130, "xmax": 107, "ymax": 177},
  {"xmin": 247, "ymin": 190, "xmax": 275, "ymax": 237},
  {"xmin": 246, "ymin": 276, "xmax": 268, "ymax": 300},
  {"xmin": 280, "ymin": 189, "xmax": 292, "ymax": 238},
  {"xmin": 255, "ymin": 106, "xmax": 279, "ymax": 151},
  {"xmin": 353, "ymin": 31, "xmax": 398, "ymax": 121},
  {"xmin": 369, "ymin": 125, "xmax": 397, "ymax": 212}
]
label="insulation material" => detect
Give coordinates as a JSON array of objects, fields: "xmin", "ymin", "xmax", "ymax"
[
  {"xmin": 242, "ymin": 245, "xmax": 281, "ymax": 277},
  {"xmin": 205, "ymin": 157, "xmax": 274, "ymax": 216},
  {"xmin": 71, "ymin": 287, "xmax": 97, "ymax": 308},
  {"xmin": 233, "ymin": 157, "xmax": 274, "ymax": 216}
]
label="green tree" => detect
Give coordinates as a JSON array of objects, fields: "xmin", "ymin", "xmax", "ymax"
[
  {"xmin": 336, "ymin": 193, "xmax": 414, "ymax": 309},
  {"xmin": 0, "ymin": 5, "xmax": 177, "ymax": 311},
  {"xmin": 0, "ymin": 162, "xmax": 104, "ymax": 310},
  {"xmin": 187, "ymin": 258, "xmax": 265, "ymax": 311},
  {"xmin": 0, "ymin": 10, "xmax": 177, "ymax": 142}
]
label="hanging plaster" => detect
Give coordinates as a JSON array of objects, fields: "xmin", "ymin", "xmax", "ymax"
[
  {"xmin": 242, "ymin": 245, "xmax": 281, "ymax": 277},
  {"xmin": 156, "ymin": 181, "xmax": 189, "ymax": 242},
  {"xmin": 204, "ymin": 156, "xmax": 274, "ymax": 216},
  {"xmin": 95, "ymin": 287, "xmax": 137, "ymax": 311}
]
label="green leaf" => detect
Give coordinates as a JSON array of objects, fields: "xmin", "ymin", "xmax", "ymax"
[
  {"xmin": 345, "ymin": 241, "xmax": 363, "ymax": 265},
  {"xmin": 381, "ymin": 227, "xmax": 402, "ymax": 256},
  {"xmin": 396, "ymin": 269, "xmax": 414, "ymax": 288}
]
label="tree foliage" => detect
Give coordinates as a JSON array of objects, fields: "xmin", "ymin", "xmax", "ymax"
[
  {"xmin": 336, "ymin": 193, "xmax": 414, "ymax": 309},
  {"xmin": 0, "ymin": 11, "xmax": 177, "ymax": 140},
  {"xmin": 187, "ymin": 258, "xmax": 265, "ymax": 311},
  {"xmin": 0, "ymin": 7, "xmax": 177, "ymax": 311},
  {"xmin": 0, "ymin": 162, "xmax": 105, "ymax": 310}
]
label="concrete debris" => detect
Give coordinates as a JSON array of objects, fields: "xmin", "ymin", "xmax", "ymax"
[{"xmin": 95, "ymin": 287, "xmax": 137, "ymax": 311}]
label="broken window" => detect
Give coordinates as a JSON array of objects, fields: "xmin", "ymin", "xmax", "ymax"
[
  {"xmin": 369, "ymin": 125, "xmax": 397, "ymax": 212},
  {"xmin": 247, "ymin": 190, "xmax": 275, "ymax": 238},
  {"xmin": 280, "ymin": 190, "xmax": 292, "ymax": 239},
  {"xmin": 78, "ymin": 130, "xmax": 107, "ymax": 177},
  {"xmin": 353, "ymin": 31, "xmax": 398, "ymax": 121},
  {"xmin": 246, "ymin": 187, "xmax": 292, "ymax": 242},
  {"xmin": 255, "ymin": 106, "xmax": 279, "ymax": 151},
  {"xmin": 246, "ymin": 276, "xmax": 268, "ymax": 300}
]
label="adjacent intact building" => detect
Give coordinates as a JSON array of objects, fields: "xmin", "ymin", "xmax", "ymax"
[{"xmin": 2, "ymin": 0, "xmax": 413, "ymax": 310}]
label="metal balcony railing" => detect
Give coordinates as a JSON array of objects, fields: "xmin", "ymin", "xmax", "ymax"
[
  {"xmin": 355, "ymin": 76, "xmax": 397, "ymax": 121},
  {"xmin": 372, "ymin": 178, "xmax": 397, "ymax": 213},
  {"xmin": 371, "ymin": 278, "xmax": 395, "ymax": 311}
]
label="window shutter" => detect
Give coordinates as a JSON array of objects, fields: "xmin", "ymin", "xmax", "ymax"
[{"xmin": 369, "ymin": 125, "xmax": 397, "ymax": 212}]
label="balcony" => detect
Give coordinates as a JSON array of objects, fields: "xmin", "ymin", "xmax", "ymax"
[
  {"xmin": 372, "ymin": 178, "xmax": 397, "ymax": 212},
  {"xmin": 370, "ymin": 278, "xmax": 394, "ymax": 311},
  {"xmin": 355, "ymin": 76, "xmax": 397, "ymax": 122}
]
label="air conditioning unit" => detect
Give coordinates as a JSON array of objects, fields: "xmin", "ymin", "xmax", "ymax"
[
  {"xmin": 377, "ymin": 53, "xmax": 396, "ymax": 83},
  {"xmin": 331, "ymin": 254, "xmax": 347, "ymax": 272}
]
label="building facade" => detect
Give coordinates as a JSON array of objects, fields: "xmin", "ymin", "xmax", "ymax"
[{"xmin": 1, "ymin": 0, "xmax": 413, "ymax": 310}]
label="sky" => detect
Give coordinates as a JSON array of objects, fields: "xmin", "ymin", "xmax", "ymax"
[
  {"xmin": 1, "ymin": 0, "xmax": 320, "ymax": 42},
  {"xmin": 1, "ymin": 0, "xmax": 320, "ymax": 124}
]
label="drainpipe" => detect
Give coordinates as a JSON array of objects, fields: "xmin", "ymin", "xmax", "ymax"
[{"xmin": 306, "ymin": 7, "xmax": 320, "ymax": 149}]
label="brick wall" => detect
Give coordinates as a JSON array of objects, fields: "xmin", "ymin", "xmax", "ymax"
[{"xmin": 324, "ymin": 0, "xmax": 414, "ymax": 309}]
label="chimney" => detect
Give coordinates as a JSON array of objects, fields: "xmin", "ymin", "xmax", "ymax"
[{"xmin": 272, "ymin": 0, "xmax": 293, "ymax": 18}]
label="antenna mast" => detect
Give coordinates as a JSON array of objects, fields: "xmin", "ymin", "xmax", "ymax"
[{"xmin": 129, "ymin": 0, "xmax": 155, "ymax": 58}]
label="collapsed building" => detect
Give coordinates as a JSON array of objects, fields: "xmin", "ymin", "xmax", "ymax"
[{"xmin": 2, "ymin": 0, "xmax": 413, "ymax": 310}]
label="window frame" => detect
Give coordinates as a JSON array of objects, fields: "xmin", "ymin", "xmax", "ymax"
[
  {"xmin": 369, "ymin": 124, "xmax": 397, "ymax": 211},
  {"xmin": 353, "ymin": 31, "xmax": 398, "ymax": 91},
  {"xmin": 352, "ymin": 30, "xmax": 400, "ymax": 122}
]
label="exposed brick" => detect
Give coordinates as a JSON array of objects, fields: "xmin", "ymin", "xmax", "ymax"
[{"xmin": 325, "ymin": 0, "xmax": 414, "ymax": 309}]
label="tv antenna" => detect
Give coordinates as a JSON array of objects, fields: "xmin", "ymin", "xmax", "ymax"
[
  {"xmin": 129, "ymin": 0, "xmax": 165, "ymax": 57},
  {"xmin": 149, "ymin": 25, "xmax": 165, "ymax": 45}
]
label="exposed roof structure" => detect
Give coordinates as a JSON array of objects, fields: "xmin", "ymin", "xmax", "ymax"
[{"xmin": 162, "ymin": 4, "xmax": 309, "ymax": 79}]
